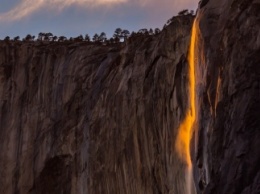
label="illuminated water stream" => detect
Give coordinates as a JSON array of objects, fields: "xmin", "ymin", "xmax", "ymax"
[{"xmin": 175, "ymin": 19, "xmax": 197, "ymax": 194}]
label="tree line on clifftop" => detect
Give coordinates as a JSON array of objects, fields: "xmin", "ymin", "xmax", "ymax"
[
  {"xmin": 2, "ymin": 28, "xmax": 161, "ymax": 44},
  {"xmin": 1, "ymin": 9, "xmax": 194, "ymax": 44}
]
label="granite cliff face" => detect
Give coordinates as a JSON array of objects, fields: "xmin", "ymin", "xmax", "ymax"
[
  {"xmin": 0, "ymin": 16, "xmax": 194, "ymax": 194},
  {"xmin": 0, "ymin": 0, "xmax": 260, "ymax": 193},
  {"xmin": 194, "ymin": 0, "xmax": 260, "ymax": 193}
]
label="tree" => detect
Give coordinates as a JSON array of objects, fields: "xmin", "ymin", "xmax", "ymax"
[
  {"xmin": 99, "ymin": 32, "xmax": 107, "ymax": 42},
  {"xmin": 47, "ymin": 32, "xmax": 53, "ymax": 38},
  {"xmin": 92, "ymin": 33, "xmax": 99, "ymax": 42},
  {"xmin": 14, "ymin": 36, "xmax": 20, "ymax": 41},
  {"xmin": 85, "ymin": 34, "xmax": 90, "ymax": 42},
  {"xmin": 109, "ymin": 38, "xmax": 115, "ymax": 44},
  {"xmin": 121, "ymin": 29, "xmax": 130, "ymax": 41},
  {"xmin": 38, "ymin": 32, "xmax": 45, "ymax": 41},
  {"xmin": 178, "ymin": 9, "xmax": 189, "ymax": 16},
  {"xmin": 43, "ymin": 32, "xmax": 53, "ymax": 41},
  {"xmin": 24, "ymin": 34, "xmax": 33, "ymax": 41},
  {"xmin": 113, "ymin": 28, "xmax": 122, "ymax": 39},
  {"xmin": 149, "ymin": 28, "xmax": 154, "ymax": 35},
  {"xmin": 58, "ymin": 36, "xmax": 67, "ymax": 42},
  {"xmin": 44, "ymin": 35, "xmax": 49, "ymax": 41},
  {"xmin": 4, "ymin": 36, "xmax": 10, "ymax": 41},
  {"xmin": 53, "ymin": 36, "xmax": 58, "ymax": 41},
  {"xmin": 138, "ymin": 29, "xmax": 148, "ymax": 35},
  {"xmin": 154, "ymin": 28, "xmax": 161, "ymax": 35},
  {"xmin": 130, "ymin": 31, "xmax": 137, "ymax": 37},
  {"xmin": 74, "ymin": 35, "xmax": 84, "ymax": 42}
]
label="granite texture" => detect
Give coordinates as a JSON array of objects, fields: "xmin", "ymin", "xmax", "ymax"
[
  {"xmin": 194, "ymin": 0, "xmax": 260, "ymax": 193},
  {"xmin": 0, "ymin": 16, "xmax": 194, "ymax": 194}
]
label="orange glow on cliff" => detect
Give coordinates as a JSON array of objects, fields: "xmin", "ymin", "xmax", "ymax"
[{"xmin": 175, "ymin": 20, "xmax": 197, "ymax": 168}]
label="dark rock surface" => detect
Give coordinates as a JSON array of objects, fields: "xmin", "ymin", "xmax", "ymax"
[
  {"xmin": 194, "ymin": 0, "xmax": 260, "ymax": 193},
  {"xmin": 0, "ymin": 16, "xmax": 194, "ymax": 194},
  {"xmin": 1, "ymin": 0, "xmax": 259, "ymax": 193}
]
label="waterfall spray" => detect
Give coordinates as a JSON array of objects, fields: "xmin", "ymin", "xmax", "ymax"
[{"xmin": 175, "ymin": 19, "xmax": 197, "ymax": 194}]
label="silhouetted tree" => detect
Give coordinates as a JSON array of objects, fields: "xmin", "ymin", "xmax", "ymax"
[
  {"xmin": 44, "ymin": 32, "xmax": 53, "ymax": 41},
  {"xmin": 74, "ymin": 35, "xmax": 84, "ymax": 42},
  {"xmin": 24, "ymin": 34, "xmax": 33, "ymax": 41},
  {"xmin": 149, "ymin": 28, "xmax": 154, "ymax": 35},
  {"xmin": 58, "ymin": 36, "xmax": 67, "ymax": 42},
  {"xmin": 190, "ymin": 10, "xmax": 195, "ymax": 15},
  {"xmin": 122, "ymin": 30, "xmax": 130, "ymax": 41},
  {"xmin": 154, "ymin": 28, "xmax": 161, "ymax": 34},
  {"xmin": 14, "ymin": 36, "xmax": 20, "ymax": 41},
  {"xmin": 85, "ymin": 34, "xmax": 90, "ymax": 42},
  {"xmin": 178, "ymin": 9, "xmax": 189, "ymax": 16},
  {"xmin": 130, "ymin": 31, "xmax": 137, "ymax": 37},
  {"xmin": 44, "ymin": 35, "xmax": 49, "ymax": 41},
  {"xmin": 38, "ymin": 32, "xmax": 45, "ymax": 41},
  {"xmin": 4, "ymin": 36, "xmax": 10, "ymax": 41},
  {"xmin": 99, "ymin": 32, "xmax": 107, "ymax": 42},
  {"xmin": 113, "ymin": 28, "xmax": 122, "ymax": 39},
  {"xmin": 138, "ymin": 29, "xmax": 148, "ymax": 35},
  {"xmin": 93, "ymin": 33, "xmax": 99, "ymax": 42},
  {"xmin": 24, "ymin": 34, "xmax": 32, "ymax": 41},
  {"xmin": 109, "ymin": 38, "xmax": 115, "ymax": 44},
  {"xmin": 53, "ymin": 36, "xmax": 58, "ymax": 41}
]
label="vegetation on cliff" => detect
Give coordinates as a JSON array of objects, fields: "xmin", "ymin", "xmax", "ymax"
[{"xmin": 0, "ymin": 10, "xmax": 195, "ymax": 46}]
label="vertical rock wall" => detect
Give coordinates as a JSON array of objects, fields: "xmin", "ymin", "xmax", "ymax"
[
  {"xmin": 194, "ymin": 0, "xmax": 260, "ymax": 193},
  {"xmin": 0, "ymin": 16, "xmax": 194, "ymax": 194}
]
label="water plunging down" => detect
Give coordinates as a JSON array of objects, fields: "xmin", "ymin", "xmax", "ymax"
[{"xmin": 175, "ymin": 20, "xmax": 197, "ymax": 193}]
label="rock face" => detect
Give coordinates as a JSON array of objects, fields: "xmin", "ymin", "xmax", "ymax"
[
  {"xmin": 1, "ymin": 0, "xmax": 259, "ymax": 193},
  {"xmin": 194, "ymin": 0, "xmax": 260, "ymax": 193},
  {"xmin": 0, "ymin": 16, "xmax": 194, "ymax": 194}
]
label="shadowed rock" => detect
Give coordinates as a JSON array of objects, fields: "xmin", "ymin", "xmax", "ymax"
[
  {"xmin": 0, "ymin": 16, "xmax": 194, "ymax": 194},
  {"xmin": 194, "ymin": 0, "xmax": 260, "ymax": 193}
]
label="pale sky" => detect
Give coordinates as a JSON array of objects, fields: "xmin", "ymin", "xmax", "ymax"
[{"xmin": 0, "ymin": 0, "xmax": 198, "ymax": 39}]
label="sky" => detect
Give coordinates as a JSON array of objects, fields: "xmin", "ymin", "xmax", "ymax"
[{"xmin": 0, "ymin": 0, "xmax": 198, "ymax": 39}]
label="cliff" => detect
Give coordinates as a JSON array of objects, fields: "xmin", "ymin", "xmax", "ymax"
[
  {"xmin": 0, "ymin": 0, "xmax": 260, "ymax": 193},
  {"xmin": 194, "ymin": 0, "xmax": 260, "ymax": 193},
  {"xmin": 0, "ymin": 16, "xmax": 194, "ymax": 194}
]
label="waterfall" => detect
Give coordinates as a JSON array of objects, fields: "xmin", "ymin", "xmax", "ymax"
[{"xmin": 175, "ymin": 19, "xmax": 198, "ymax": 194}]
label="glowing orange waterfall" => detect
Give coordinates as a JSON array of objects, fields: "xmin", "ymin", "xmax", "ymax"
[
  {"xmin": 175, "ymin": 20, "xmax": 197, "ymax": 169},
  {"xmin": 175, "ymin": 19, "xmax": 197, "ymax": 194}
]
